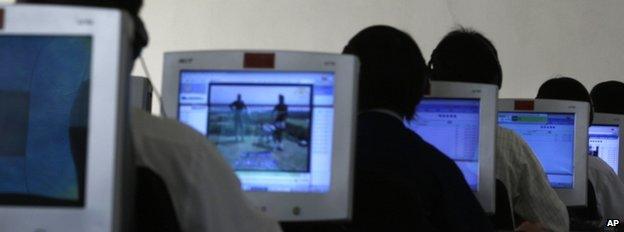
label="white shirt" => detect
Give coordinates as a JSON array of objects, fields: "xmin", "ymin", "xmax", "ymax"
[
  {"xmin": 496, "ymin": 126, "xmax": 569, "ymax": 232},
  {"xmin": 587, "ymin": 155, "xmax": 624, "ymax": 221},
  {"xmin": 130, "ymin": 110, "xmax": 282, "ymax": 232}
]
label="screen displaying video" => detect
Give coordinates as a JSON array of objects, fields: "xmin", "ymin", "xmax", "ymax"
[
  {"xmin": 498, "ymin": 112, "xmax": 575, "ymax": 189},
  {"xmin": 589, "ymin": 124, "xmax": 620, "ymax": 175},
  {"xmin": 406, "ymin": 98, "xmax": 480, "ymax": 191},
  {"xmin": 0, "ymin": 36, "xmax": 91, "ymax": 206},
  {"xmin": 178, "ymin": 71, "xmax": 334, "ymax": 193}
]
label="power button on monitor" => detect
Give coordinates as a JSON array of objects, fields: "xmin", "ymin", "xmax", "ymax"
[{"xmin": 292, "ymin": 206, "xmax": 301, "ymax": 216}]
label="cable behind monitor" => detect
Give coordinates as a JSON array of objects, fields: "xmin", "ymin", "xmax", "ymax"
[{"xmin": 139, "ymin": 56, "xmax": 168, "ymax": 117}]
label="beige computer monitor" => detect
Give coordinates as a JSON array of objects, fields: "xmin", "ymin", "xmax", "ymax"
[
  {"xmin": 161, "ymin": 50, "xmax": 358, "ymax": 221},
  {"xmin": 0, "ymin": 4, "xmax": 134, "ymax": 232}
]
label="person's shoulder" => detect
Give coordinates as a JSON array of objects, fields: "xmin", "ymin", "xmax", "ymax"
[
  {"xmin": 406, "ymin": 131, "xmax": 458, "ymax": 169},
  {"xmin": 130, "ymin": 109, "xmax": 207, "ymax": 145},
  {"xmin": 588, "ymin": 156, "xmax": 618, "ymax": 178},
  {"xmin": 587, "ymin": 156, "xmax": 624, "ymax": 197},
  {"xmin": 496, "ymin": 126, "xmax": 521, "ymax": 158},
  {"xmin": 496, "ymin": 126, "xmax": 522, "ymax": 144},
  {"xmin": 409, "ymin": 130, "xmax": 493, "ymax": 230},
  {"xmin": 496, "ymin": 126, "xmax": 536, "ymax": 160},
  {"xmin": 130, "ymin": 109, "xmax": 224, "ymax": 168}
]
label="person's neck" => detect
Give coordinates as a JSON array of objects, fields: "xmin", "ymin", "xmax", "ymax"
[{"xmin": 365, "ymin": 108, "xmax": 404, "ymax": 122}]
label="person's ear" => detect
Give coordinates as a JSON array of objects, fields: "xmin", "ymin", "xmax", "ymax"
[{"xmin": 131, "ymin": 16, "xmax": 148, "ymax": 59}]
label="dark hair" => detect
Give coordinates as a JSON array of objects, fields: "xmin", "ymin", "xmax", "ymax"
[
  {"xmin": 17, "ymin": 0, "xmax": 148, "ymax": 59},
  {"xmin": 590, "ymin": 81, "xmax": 624, "ymax": 115},
  {"xmin": 429, "ymin": 28, "xmax": 502, "ymax": 88},
  {"xmin": 536, "ymin": 77, "xmax": 591, "ymax": 102},
  {"xmin": 343, "ymin": 25, "xmax": 428, "ymax": 120},
  {"xmin": 536, "ymin": 76, "xmax": 593, "ymax": 121}
]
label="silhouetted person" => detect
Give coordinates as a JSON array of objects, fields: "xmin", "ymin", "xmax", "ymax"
[
  {"xmin": 272, "ymin": 95, "xmax": 288, "ymax": 151},
  {"xmin": 537, "ymin": 77, "xmax": 624, "ymax": 230},
  {"xmin": 342, "ymin": 25, "xmax": 493, "ymax": 231},
  {"xmin": 430, "ymin": 28, "xmax": 568, "ymax": 232},
  {"xmin": 590, "ymin": 80, "xmax": 624, "ymax": 115},
  {"xmin": 229, "ymin": 94, "xmax": 247, "ymax": 142}
]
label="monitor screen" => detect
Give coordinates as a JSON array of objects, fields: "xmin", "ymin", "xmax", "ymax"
[
  {"xmin": 498, "ymin": 112, "xmax": 576, "ymax": 189},
  {"xmin": 178, "ymin": 71, "xmax": 334, "ymax": 193},
  {"xmin": 0, "ymin": 36, "xmax": 91, "ymax": 206},
  {"xmin": 589, "ymin": 124, "xmax": 620, "ymax": 175},
  {"xmin": 406, "ymin": 98, "xmax": 480, "ymax": 191}
]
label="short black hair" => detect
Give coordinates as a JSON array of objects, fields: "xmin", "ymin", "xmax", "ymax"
[
  {"xmin": 590, "ymin": 81, "xmax": 624, "ymax": 115},
  {"xmin": 429, "ymin": 28, "xmax": 502, "ymax": 88},
  {"xmin": 343, "ymin": 25, "xmax": 428, "ymax": 120},
  {"xmin": 17, "ymin": 0, "xmax": 148, "ymax": 59},
  {"xmin": 536, "ymin": 77, "xmax": 591, "ymax": 102},
  {"xmin": 536, "ymin": 76, "xmax": 593, "ymax": 121}
]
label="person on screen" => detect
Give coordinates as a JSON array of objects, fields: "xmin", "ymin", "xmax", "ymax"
[
  {"xmin": 591, "ymin": 81, "xmax": 624, "ymax": 115},
  {"xmin": 341, "ymin": 25, "xmax": 493, "ymax": 231},
  {"xmin": 429, "ymin": 28, "xmax": 568, "ymax": 232},
  {"xmin": 536, "ymin": 77, "xmax": 624, "ymax": 229},
  {"xmin": 272, "ymin": 95, "xmax": 288, "ymax": 151},
  {"xmin": 17, "ymin": 1, "xmax": 282, "ymax": 232},
  {"xmin": 229, "ymin": 94, "xmax": 247, "ymax": 142}
]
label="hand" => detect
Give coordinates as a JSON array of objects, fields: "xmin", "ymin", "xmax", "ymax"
[{"xmin": 516, "ymin": 221, "xmax": 545, "ymax": 232}]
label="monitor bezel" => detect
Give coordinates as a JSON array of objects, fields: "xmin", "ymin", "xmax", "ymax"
[
  {"xmin": 424, "ymin": 81, "xmax": 497, "ymax": 213},
  {"xmin": 162, "ymin": 50, "xmax": 358, "ymax": 221},
  {"xmin": 591, "ymin": 113, "xmax": 624, "ymax": 182},
  {"xmin": 498, "ymin": 98, "xmax": 589, "ymax": 206},
  {"xmin": 0, "ymin": 4, "xmax": 133, "ymax": 232}
]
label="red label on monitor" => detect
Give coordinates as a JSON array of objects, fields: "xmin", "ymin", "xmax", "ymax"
[
  {"xmin": 244, "ymin": 53, "xmax": 275, "ymax": 69},
  {"xmin": 0, "ymin": 9, "xmax": 4, "ymax": 30},
  {"xmin": 514, "ymin": 100, "xmax": 535, "ymax": 110}
]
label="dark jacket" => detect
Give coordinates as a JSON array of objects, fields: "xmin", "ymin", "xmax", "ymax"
[{"xmin": 350, "ymin": 111, "xmax": 493, "ymax": 231}]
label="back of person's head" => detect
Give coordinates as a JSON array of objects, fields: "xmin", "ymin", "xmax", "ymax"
[
  {"xmin": 17, "ymin": 0, "xmax": 148, "ymax": 59},
  {"xmin": 536, "ymin": 76, "xmax": 593, "ymax": 122},
  {"xmin": 590, "ymin": 81, "xmax": 624, "ymax": 115},
  {"xmin": 429, "ymin": 28, "xmax": 502, "ymax": 88},
  {"xmin": 536, "ymin": 77, "xmax": 591, "ymax": 102},
  {"xmin": 343, "ymin": 25, "xmax": 428, "ymax": 120}
]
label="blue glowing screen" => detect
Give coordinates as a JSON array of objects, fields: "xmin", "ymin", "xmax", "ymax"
[
  {"xmin": 0, "ymin": 36, "xmax": 91, "ymax": 206},
  {"xmin": 498, "ymin": 112, "xmax": 575, "ymax": 189}
]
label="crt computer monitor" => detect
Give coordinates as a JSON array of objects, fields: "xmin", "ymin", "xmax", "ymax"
[
  {"xmin": 498, "ymin": 99, "xmax": 589, "ymax": 206},
  {"xmin": 0, "ymin": 4, "xmax": 134, "ymax": 232},
  {"xmin": 161, "ymin": 50, "xmax": 358, "ymax": 221},
  {"xmin": 405, "ymin": 81, "xmax": 497, "ymax": 213},
  {"xmin": 590, "ymin": 113, "xmax": 624, "ymax": 182}
]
